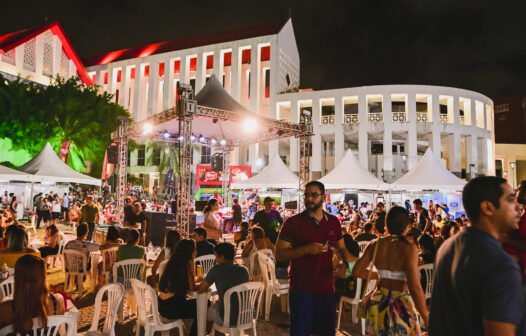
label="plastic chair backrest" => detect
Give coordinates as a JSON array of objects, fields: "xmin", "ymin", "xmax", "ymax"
[
  {"xmin": 112, "ymin": 259, "xmax": 145, "ymax": 291},
  {"xmin": 358, "ymin": 241, "xmax": 369, "ymax": 254},
  {"xmin": 194, "ymin": 254, "xmax": 215, "ymax": 275},
  {"xmin": 102, "ymin": 247, "xmax": 120, "ymax": 272},
  {"xmin": 0, "ymin": 276, "xmax": 14, "ymax": 302},
  {"xmin": 258, "ymin": 254, "xmax": 279, "ymax": 293},
  {"xmin": 222, "ymin": 282, "xmax": 264, "ymax": 328},
  {"xmin": 256, "ymin": 249, "xmax": 274, "ymax": 262},
  {"xmin": 130, "ymin": 279, "xmax": 162, "ymax": 327},
  {"xmin": 0, "ymin": 314, "xmax": 75, "ymax": 336},
  {"xmin": 418, "ymin": 264, "xmax": 434, "ymax": 299},
  {"xmin": 88, "ymin": 283, "xmax": 124, "ymax": 336},
  {"xmin": 62, "ymin": 250, "xmax": 88, "ymax": 274},
  {"xmin": 56, "ymin": 237, "xmax": 67, "ymax": 256}
]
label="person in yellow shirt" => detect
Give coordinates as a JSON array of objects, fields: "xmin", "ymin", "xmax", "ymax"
[{"xmin": 0, "ymin": 224, "xmax": 39, "ymax": 268}]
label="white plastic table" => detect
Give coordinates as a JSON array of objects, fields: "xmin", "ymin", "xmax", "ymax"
[{"xmin": 191, "ymin": 284, "xmax": 217, "ymax": 336}]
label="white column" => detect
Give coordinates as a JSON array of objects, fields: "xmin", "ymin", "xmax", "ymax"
[
  {"xmin": 132, "ymin": 63, "xmax": 146, "ymax": 122},
  {"xmin": 34, "ymin": 35, "xmax": 44, "ymax": 76},
  {"xmin": 430, "ymin": 94, "xmax": 442, "ymax": 158},
  {"xmin": 52, "ymin": 35, "xmax": 62, "ymax": 77},
  {"xmin": 358, "ymin": 94, "xmax": 368, "ymax": 169},
  {"xmin": 312, "ymin": 98, "xmax": 322, "ymax": 179},
  {"xmin": 290, "ymin": 99, "xmax": 299, "ymax": 172},
  {"xmin": 231, "ymin": 149, "xmax": 240, "ymax": 166},
  {"xmin": 96, "ymin": 70, "xmax": 105, "ymax": 88},
  {"xmin": 180, "ymin": 55, "xmax": 189, "ymax": 84},
  {"xmin": 466, "ymin": 135, "xmax": 478, "ymax": 178},
  {"xmin": 68, "ymin": 60, "xmax": 76, "ymax": 79},
  {"xmin": 15, "ymin": 45, "xmax": 24, "ymax": 68},
  {"xmin": 407, "ymin": 93, "xmax": 418, "ymax": 169},
  {"xmin": 448, "ymin": 133, "xmax": 461, "ymax": 175},
  {"xmin": 334, "ymin": 96, "xmax": 345, "ymax": 164},
  {"xmin": 195, "ymin": 52, "xmax": 206, "ymax": 92},
  {"xmin": 119, "ymin": 66, "xmax": 130, "ymax": 107},
  {"xmin": 249, "ymin": 44, "xmax": 261, "ymax": 114},
  {"xmin": 107, "ymin": 67, "xmax": 116, "ymax": 97},
  {"xmin": 249, "ymin": 143, "xmax": 259, "ymax": 171},
  {"xmin": 453, "ymin": 96, "xmax": 460, "ymax": 125},
  {"xmin": 163, "ymin": 58, "xmax": 175, "ymax": 110},
  {"xmin": 213, "ymin": 49, "xmax": 224, "ymax": 84},
  {"xmin": 382, "ymin": 94, "xmax": 393, "ymax": 180},
  {"xmin": 231, "ymin": 47, "xmax": 241, "ymax": 101},
  {"xmin": 478, "ymin": 138, "xmax": 488, "ymax": 175},
  {"xmin": 147, "ymin": 62, "xmax": 159, "ymax": 117}
]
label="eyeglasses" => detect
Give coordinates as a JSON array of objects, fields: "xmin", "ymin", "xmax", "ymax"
[{"xmin": 304, "ymin": 193, "xmax": 323, "ymax": 199}]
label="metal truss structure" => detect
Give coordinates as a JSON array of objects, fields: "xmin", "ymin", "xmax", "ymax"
[
  {"xmin": 115, "ymin": 116, "xmax": 129, "ymax": 221},
  {"xmin": 298, "ymin": 111, "xmax": 313, "ymax": 211},
  {"xmin": 175, "ymin": 84, "xmax": 197, "ymax": 236},
  {"xmin": 113, "ymin": 87, "xmax": 311, "ymax": 236}
]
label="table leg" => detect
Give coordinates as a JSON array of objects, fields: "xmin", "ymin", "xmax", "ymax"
[
  {"xmin": 196, "ymin": 292, "xmax": 209, "ymax": 336},
  {"xmin": 90, "ymin": 255, "xmax": 98, "ymax": 293}
]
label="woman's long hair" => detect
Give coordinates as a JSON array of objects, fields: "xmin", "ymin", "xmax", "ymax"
[
  {"xmin": 7, "ymin": 225, "xmax": 28, "ymax": 251},
  {"xmin": 159, "ymin": 239, "xmax": 196, "ymax": 295},
  {"xmin": 13, "ymin": 254, "xmax": 49, "ymax": 334},
  {"xmin": 203, "ymin": 198, "xmax": 218, "ymax": 214},
  {"xmin": 164, "ymin": 229, "xmax": 181, "ymax": 253}
]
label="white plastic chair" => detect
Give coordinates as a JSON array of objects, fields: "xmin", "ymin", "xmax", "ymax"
[
  {"xmin": 336, "ymin": 277, "xmax": 363, "ymax": 329},
  {"xmin": 247, "ymin": 249, "xmax": 274, "ymax": 282},
  {"xmin": 130, "ymin": 279, "xmax": 184, "ymax": 336},
  {"xmin": 418, "ymin": 264, "xmax": 434, "ymax": 300},
  {"xmin": 0, "ymin": 315, "xmax": 75, "ymax": 336},
  {"xmin": 62, "ymin": 249, "xmax": 90, "ymax": 295},
  {"xmin": 100, "ymin": 247, "xmax": 120, "ymax": 285},
  {"xmin": 26, "ymin": 214, "xmax": 37, "ymax": 235},
  {"xmin": 113, "ymin": 259, "xmax": 145, "ymax": 322},
  {"xmin": 359, "ymin": 277, "xmax": 378, "ymax": 335},
  {"xmin": 45, "ymin": 236, "xmax": 68, "ymax": 269},
  {"xmin": 358, "ymin": 241, "xmax": 369, "ymax": 255},
  {"xmin": 195, "ymin": 254, "xmax": 216, "ymax": 275},
  {"xmin": 80, "ymin": 283, "xmax": 124, "ymax": 336},
  {"xmin": 0, "ymin": 275, "xmax": 14, "ymax": 302},
  {"xmin": 211, "ymin": 281, "xmax": 264, "ymax": 336},
  {"xmin": 258, "ymin": 254, "xmax": 289, "ymax": 321}
]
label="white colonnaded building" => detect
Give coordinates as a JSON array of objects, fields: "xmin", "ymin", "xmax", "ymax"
[{"xmin": 1, "ymin": 19, "xmax": 495, "ymax": 188}]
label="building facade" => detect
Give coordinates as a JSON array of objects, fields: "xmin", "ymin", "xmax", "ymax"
[{"xmin": 83, "ymin": 19, "xmax": 494, "ymax": 187}]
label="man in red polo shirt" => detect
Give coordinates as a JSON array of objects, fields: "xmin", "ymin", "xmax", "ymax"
[{"xmin": 276, "ymin": 181, "xmax": 351, "ymax": 336}]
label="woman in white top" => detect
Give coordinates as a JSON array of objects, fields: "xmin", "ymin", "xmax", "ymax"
[
  {"xmin": 149, "ymin": 229, "xmax": 181, "ymax": 287},
  {"xmin": 50, "ymin": 195, "xmax": 62, "ymax": 224},
  {"xmin": 202, "ymin": 198, "xmax": 222, "ymax": 244}
]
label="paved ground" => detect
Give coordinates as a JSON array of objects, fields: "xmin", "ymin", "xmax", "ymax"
[{"xmin": 43, "ymin": 223, "xmax": 362, "ymax": 336}]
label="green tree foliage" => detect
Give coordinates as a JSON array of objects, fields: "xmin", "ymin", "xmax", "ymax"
[{"xmin": 0, "ymin": 74, "xmax": 131, "ymax": 177}]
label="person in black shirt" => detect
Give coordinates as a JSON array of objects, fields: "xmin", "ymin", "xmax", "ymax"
[
  {"xmin": 192, "ymin": 228, "xmax": 215, "ymax": 257},
  {"xmin": 373, "ymin": 202, "xmax": 386, "ymax": 234},
  {"xmin": 126, "ymin": 202, "xmax": 147, "ymax": 245},
  {"xmin": 413, "ymin": 199, "xmax": 431, "ymax": 233},
  {"xmin": 251, "ymin": 197, "xmax": 283, "ymax": 244},
  {"xmin": 123, "ymin": 197, "xmax": 134, "ymax": 224},
  {"xmin": 430, "ymin": 176, "xmax": 525, "ymax": 336},
  {"xmin": 354, "ymin": 223, "xmax": 377, "ymax": 242}
]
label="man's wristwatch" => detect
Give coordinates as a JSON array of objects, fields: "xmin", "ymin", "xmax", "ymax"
[{"xmin": 304, "ymin": 246, "xmax": 309, "ymax": 255}]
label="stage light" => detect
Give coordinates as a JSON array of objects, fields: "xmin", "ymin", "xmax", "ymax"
[
  {"xmin": 199, "ymin": 135, "xmax": 206, "ymax": 143},
  {"xmin": 143, "ymin": 123, "xmax": 153, "ymax": 135},
  {"xmin": 276, "ymin": 130, "xmax": 285, "ymax": 137},
  {"xmin": 220, "ymin": 139, "xmax": 227, "ymax": 146},
  {"xmin": 256, "ymin": 158, "xmax": 264, "ymax": 168},
  {"xmin": 243, "ymin": 119, "xmax": 258, "ymax": 133},
  {"xmin": 190, "ymin": 135, "xmax": 196, "ymax": 142},
  {"xmin": 211, "ymin": 139, "xmax": 217, "ymax": 145},
  {"xmin": 178, "ymin": 135, "xmax": 184, "ymax": 141},
  {"xmin": 163, "ymin": 130, "xmax": 170, "ymax": 139}
]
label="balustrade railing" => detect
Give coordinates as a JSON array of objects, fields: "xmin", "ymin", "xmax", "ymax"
[
  {"xmin": 367, "ymin": 112, "xmax": 383, "ymax": 123},
  {"xmin": 392, "ymin": 112, "xmax": 407, "ymax": 122},
  {"xmin": 440, "ymin": 114, "xmax": 449, "ymax": 123},
  {"xmin": 343, "ymin": 114, "xmax": 359, "ymax": 125},
  {"xmin": 321, "ymin": 115, "xmax": 335, "ymax": 125},
  {"xmin": 460, "ymin": 116, "xmax": 465, "ymax": 125},
  {"xmin": 416, "ymin": 112, "xmax": 428, "ymax": 123}
]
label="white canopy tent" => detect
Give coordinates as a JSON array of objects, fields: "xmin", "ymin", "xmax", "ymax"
[
  {"xmin": 18, "ymin": 143, "xmax": 101, "ymax": 186},
  {"xmin": 0, "ymin": 164, "xmax": 33, "ymax": 182},
  {"xmin": 319, "ymin": 149, "xmax": 390, "ymax": 191},
  {"xmin": 390, "ymin": 148, "xmax": 466, "ymax": 192},
  {"xmin": 231, "ymin": 153, "xmax": 299, "ymax": 189}
]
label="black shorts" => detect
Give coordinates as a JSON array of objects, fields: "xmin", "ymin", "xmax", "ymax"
[{"xmin": 52, "ymin": 212, "xmax": 61, "ymax": 219}]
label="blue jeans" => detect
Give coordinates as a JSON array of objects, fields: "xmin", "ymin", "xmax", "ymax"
[
  {"xmin": 289, "ymin": 291, "xmax": 336, "ymax": 336},
  {"xmin": 246, "ymin": 208, "xmax": 256, "ymax": 221}
]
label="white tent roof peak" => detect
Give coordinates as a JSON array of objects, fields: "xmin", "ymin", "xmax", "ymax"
[
  {"xmin": 231, "ymin": 152, "xmax": 299, "ymax": 189},
  {"xmin": 391, "ymin": 148, "xmax": 466, "ymax": 191},
  {"xmin": 18, "ymin": 143, "xmax": 101, "ymax": 186},
  {"xmin": 318, "ymin": 149, "xmax": 389, "ymax": 191}
]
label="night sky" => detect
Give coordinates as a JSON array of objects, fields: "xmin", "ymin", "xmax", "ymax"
[{"xmin": 2, "ymin": 0, "xmax": 526, "ymax": 99}]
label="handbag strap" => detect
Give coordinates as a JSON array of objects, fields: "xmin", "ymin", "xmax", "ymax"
[{"xmin": 361, "ymin": 239, "xmax": 379, "ymax": 300}]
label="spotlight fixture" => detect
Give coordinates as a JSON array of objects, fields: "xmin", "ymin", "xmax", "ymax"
[
  {"xmin": 178, "ymin": 135, "xmax": 184, "ymax": 141},
  {"xmin": 199, "ymin": 135, "xmax": 206, "ymax": 143},
  {"xmin": 276, "ymin": 130, "xmax": 285, "ymax": 137},
  {"xmin": 190, "ymin": 135, "xmax": 196, "ymax": 142},
  {"xmin": 211, "ymin": 139, "xmax": 217, "ymax": 145},
  {"xmin": 163, "ymin": 130, "xmax": 170, "ymax": 139},
  {"xmin": 243, "ymin": 119, "xmax": 258, "ymax": 133},
  {"xmin": 220, "ymin": 139, "xmax": 227, "ymax": 146}
]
